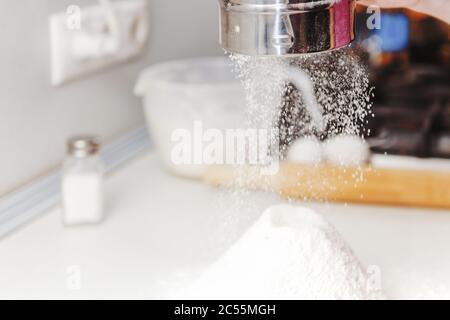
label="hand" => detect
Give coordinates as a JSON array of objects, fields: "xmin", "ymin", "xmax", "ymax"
[{"xmin": 358, "ymin": 0, "xmax": 450, "ymax": 24}]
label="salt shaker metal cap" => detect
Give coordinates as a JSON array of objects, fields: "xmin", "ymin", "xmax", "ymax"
[
  {"xmin": 218, "ymin": 0, "xmax": 356, "ymax": 56},
  {"xmin": 67, "ymin": 136, "xmax": 100, "ymax": 158}
]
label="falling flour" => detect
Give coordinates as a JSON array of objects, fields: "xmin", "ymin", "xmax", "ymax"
[
  {"xmin": 186, "ymin": 204, "xmax": 385, "ymax": 300},
  {"xmin": 199, "ymin": 47, "xmax": 380, "ymax": 299},
  {"xmin": 227, "ymin": 47, "xmax": 374, "ymax": 198},
  {"xmin": 229, "ymin": 47, "xmax": 374, "ymax": 158}
]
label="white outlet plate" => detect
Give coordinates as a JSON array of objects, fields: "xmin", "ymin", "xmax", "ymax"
[{"xmin": 49, "ymin": 0, "xmax": 149, "ymax": 86}]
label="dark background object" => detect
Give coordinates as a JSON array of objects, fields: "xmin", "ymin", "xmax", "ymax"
[
  {"xmin": 279, "ymin": 6, "xmax": 450, "ymax": 159},
  {"xmin": 357, "ymin": 6, "xmax": 450, "ymax": 158}
]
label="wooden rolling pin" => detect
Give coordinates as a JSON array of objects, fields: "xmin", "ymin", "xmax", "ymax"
[{"xmin": 204, "ymin": 163, "xmax": 450, "ymax": 209}]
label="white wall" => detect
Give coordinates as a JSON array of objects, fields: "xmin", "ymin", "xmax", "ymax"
[{"xmin": 0, "ymin": 0, "xmax": 222, "ymax": 196}]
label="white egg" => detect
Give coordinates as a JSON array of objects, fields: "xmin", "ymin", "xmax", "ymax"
[
  {"xmin": 287, "ymin": 136, "xmax": 324, "ymax": 164},
  {"xmin": 324, "ymin": 135, "xmax": 371, "ymax": 166}
]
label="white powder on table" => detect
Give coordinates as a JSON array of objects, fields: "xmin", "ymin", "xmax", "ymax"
[{"xmin": 186, "ymin": 204, "xmax": 385, "ymax": 300}]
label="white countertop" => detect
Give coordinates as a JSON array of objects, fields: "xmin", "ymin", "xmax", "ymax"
[{"xmin": 1, "ymin": 152, "xmax": 449, "ymax": 300}]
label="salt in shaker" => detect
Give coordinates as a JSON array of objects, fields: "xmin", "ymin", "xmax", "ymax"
[{"xmin": 62, "ymin": 136, "xmax": 104, "ymax": 225}]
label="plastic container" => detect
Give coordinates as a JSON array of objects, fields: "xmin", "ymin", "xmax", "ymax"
[{"xmin": 135, "ymin": 57, "xmax": 246, "ymax": 178}]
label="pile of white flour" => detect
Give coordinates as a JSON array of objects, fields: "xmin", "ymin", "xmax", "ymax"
[{"xmin": 186, "ymin": 204, "xmax": 385, "ymax": 300}]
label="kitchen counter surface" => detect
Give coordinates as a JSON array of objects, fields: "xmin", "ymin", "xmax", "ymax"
[{"xmin": 1, "ymin": 152, "xmax": 450, "ymax": 299}]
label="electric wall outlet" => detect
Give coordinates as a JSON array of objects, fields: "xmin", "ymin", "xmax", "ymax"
[{"xmin": 49, "ymin": 0, "xmax": 149, "ymax": 86}]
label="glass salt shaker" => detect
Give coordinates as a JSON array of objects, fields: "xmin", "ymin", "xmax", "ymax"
[{"xmin": 62, "ymin": 136, "xmax": 104, "ymax": 226}]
